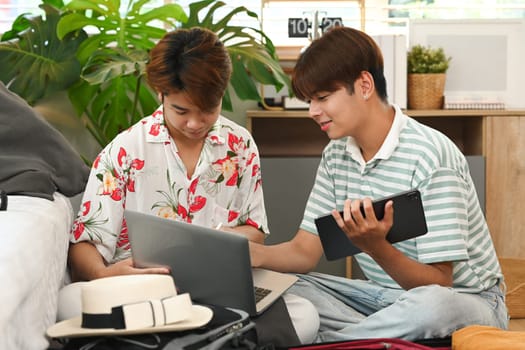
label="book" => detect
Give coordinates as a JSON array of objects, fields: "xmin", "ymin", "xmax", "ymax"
[
  {"xmin": 443, "ymin": 95, "xmax": 506, "ymax": 110},
  {"xmin": 283, "ymin": 96, "xmax": 309, "ymax": 110}
]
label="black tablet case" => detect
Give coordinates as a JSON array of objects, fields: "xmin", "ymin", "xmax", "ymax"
[{"xmin": 315, "ymin": 189, "xmax": 428, "ymax": 260}]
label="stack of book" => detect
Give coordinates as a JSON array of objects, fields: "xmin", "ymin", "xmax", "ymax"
[
  {"xmin": 283, "ymin": 96, "xmax": 309, "ymax": 110},
  {"xmin": 443, "ymin": 95, "xmax": 506, "ymax": 110}
]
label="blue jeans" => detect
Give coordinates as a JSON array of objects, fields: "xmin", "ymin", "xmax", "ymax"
[{"xmin": 288, "ymin": 272, "xmax": 509, "ymax": 342}]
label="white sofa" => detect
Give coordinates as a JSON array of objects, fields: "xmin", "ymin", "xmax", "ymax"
[
  {"xmin": 0, "ymin": 82, "xmax": 89, "ymax": 349},
  {"xmin": 0, "ymin": 193, "xmax": 74, "ymax": 349}
]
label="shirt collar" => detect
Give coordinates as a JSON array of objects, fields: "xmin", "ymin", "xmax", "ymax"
[
  {"xmin": 145, "ymin": 105, "xmax": 225, "ymax": 146},
  {"xmin": 345, "ymin": 105, "xmax": 408, "ymax": 166}
]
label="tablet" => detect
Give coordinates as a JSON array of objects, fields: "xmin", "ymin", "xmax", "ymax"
[{"xmin": 315, "ymin": 189, "xmax": 428, "ymax": 260}]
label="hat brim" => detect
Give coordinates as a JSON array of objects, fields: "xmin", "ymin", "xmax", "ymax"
[{"xmin": 47, "ymin": 305, "xmax": 213, "ymax": 339}]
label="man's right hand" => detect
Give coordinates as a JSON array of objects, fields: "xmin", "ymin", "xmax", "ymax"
[
  {"xmin": 100, "ymin": 257, "xmax": 170, "ymax": 278},
  {"xmin": 69, "ymin": 242, "xmax": 169, "ymax": 281}
]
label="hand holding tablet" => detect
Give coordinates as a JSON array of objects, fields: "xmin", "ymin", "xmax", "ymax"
[{"xmin": 315, "ymin": 189, "xmax": 428, "ymax": 260}]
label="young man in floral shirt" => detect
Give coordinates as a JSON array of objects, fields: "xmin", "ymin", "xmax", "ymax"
[
  {"xmin": 59, "ymin": 27, "xmax": 319, "ymax": 344},
  {"xmin": 68, "ymin": 28, "xmax": 266, "ymax": 281}
]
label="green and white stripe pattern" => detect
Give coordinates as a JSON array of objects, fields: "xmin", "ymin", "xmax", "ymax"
[{"xmin": 301, "ymin": 106, "xmax": 502, "ymax": 293}]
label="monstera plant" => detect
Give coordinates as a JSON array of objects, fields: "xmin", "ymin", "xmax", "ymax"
[
  {"xmin": 0, "ymin": 0, "xmax": 86, "ymax": 105},
  {"xmin": 0, "ymin": 0, "xmax": 290, "ymax": 151}
]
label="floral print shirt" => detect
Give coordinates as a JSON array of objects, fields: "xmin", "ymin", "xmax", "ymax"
[{"xmin": 70, "ymin": 106, "xmax": 269, "ymax": 263}]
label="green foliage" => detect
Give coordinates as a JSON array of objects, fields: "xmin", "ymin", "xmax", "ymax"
[
  {"xmin": 181, "ymin": 0, "xmax": 290, "ymax": 111},
  {"xmin": 407, "ymin": 44, "xmax": 451, "ymax": 74},
  {"xmin": 0, "ymin": 1, "xmax": 86, "ymax": 105},
  {"xmin": 0, "ymin": 0, "xmax": 290, "ymax": 155},
  {"xmin": 57, "ymin": 0, "xmax": 188, "ymax": 147}
]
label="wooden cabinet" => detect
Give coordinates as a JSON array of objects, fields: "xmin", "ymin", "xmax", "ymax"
[
  {"xmin": 247, "ymin": 108, "xmax": 525, "ymax": 275},
  {"xmin": 485, "ymin": 116, "xmax": 525, "ymax": 258}
]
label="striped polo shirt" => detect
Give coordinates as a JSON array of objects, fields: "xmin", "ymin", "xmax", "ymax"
[{"xmin": 300, "ymin": 105, "xmax": 502, "ymax": 293}]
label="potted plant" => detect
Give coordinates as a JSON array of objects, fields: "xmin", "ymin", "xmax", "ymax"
[
  {"xmin": 407, "ymin": 44, "xmax": 451, "ymax": 109},
  {"xmin": 0, "ymin": 0, "xmax": 290, "ymax": 157}
]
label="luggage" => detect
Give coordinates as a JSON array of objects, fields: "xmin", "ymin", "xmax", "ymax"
[
  {"xmin": 287, "ymin": 337, "xmax": 451, "ymax": 350},
  {"xmin": 452, "ymin": 325, "xmax": 525, "ymax": 350},
  {"xmin": 57, "ymin": 305, "xmax": 259, "ymax": 350}
]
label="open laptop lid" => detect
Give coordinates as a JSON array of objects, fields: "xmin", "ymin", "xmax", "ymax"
[
  {"xmin": 125, "ymin": 210, "xmax": 297, "ymax": 316},
  {"xmin": 125, "ymin": 210, "xmax": 257, "ymax": 315}
]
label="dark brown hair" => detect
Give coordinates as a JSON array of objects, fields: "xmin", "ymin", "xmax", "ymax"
[
  {"xmin": 146, "ymin": 27, "xmax": 232, "ymax": 112},
  {"xmin": 292, "ymin": 26, "xmax": 387, "ymax": 102}
]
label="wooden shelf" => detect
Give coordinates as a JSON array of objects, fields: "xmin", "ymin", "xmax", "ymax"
[
  {"xmin": 404, "ymin": 109, "xmax": 525, "ymax": 117},
  {"xmin": 247, "ymin": 109, "xmax": 525, "ymax": 157},
  {"xmin": 247, "ymin": 108, "xmax": 525, "ymax": 119}
]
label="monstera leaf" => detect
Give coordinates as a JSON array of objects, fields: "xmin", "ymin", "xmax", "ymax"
[
  {"xmin": 56, "ymin": 0, "xmax": 188, "ymax": 147},
  {"xmin": 57, "ymin": 0, "xmax": 187, "ymax": 65},
  {"xmin": 67, "ymin": 48, "xmax": 158, "ymax": 147},
  {"xmin": 0, "ymin": 2, "xmax": 86, "ymax": 105},
  {"xmin": 182, "ymin": 0, "xmax": 291, "ymax": 111}
]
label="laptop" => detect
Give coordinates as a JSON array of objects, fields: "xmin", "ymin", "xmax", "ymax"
[
  {"xmin": 315, "ymin": 189, "xmax": 428, "ymax": 260},
  {"xmin": 125, "ymin": 209, "xmax": 298, "ymax": 316}
]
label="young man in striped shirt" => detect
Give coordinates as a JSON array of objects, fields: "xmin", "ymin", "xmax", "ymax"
[{"xmin": 249, "ymin": 26, "xmax": 508, "ymax": 342}]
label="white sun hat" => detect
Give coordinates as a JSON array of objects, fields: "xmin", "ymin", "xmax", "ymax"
[{"xmin": 47, "ymin": 274, "xmax": 213, "ymax": 338}]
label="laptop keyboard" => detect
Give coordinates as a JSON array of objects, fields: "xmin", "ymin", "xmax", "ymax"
[{"xmin": 254, "ymin": 286, "xmax": 272, "ymax": 303}]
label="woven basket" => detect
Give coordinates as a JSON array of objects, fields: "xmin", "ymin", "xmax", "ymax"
[{"xmin": 407, "ymin": 73, "xmax": 446, "ymax": 109}]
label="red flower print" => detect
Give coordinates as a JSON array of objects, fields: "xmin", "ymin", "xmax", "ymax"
[
  {"xmin": 228, "ymin": 210, "xmax": 239, "ymax": 223},
  {"xmin": 131, "ymin": 159, "xmax": 145, "ymax": 170},
  {"xmin": 99, "ymin": 171, "xmax": 118, "ymax": 196},
  {"xmin": 70, "ymin": 202, "xmax": 110, "ymax": 242},
  {"xmin": 178, "ymin": 205, "xmax": 188, "ymax": 219},
  {"xmin": 245, "ymin": 218, "xmax": 258, "ymax": 229},
  {"xmin": 110, "ymin": 188, "xmax": 123, "ymax": 201},
  {"xmin": 228, "ymin": 133, "xmax": 241, "ymax": 151},
  {"xmin": 189, "ymin": 178, "xmax": 199, "ymax": 195},
  {"xmin": 247, "ymin": 152, "xmax": 256, "ymax": 166},
  {"xmin": 117, "ymin": 147, "xmax": 127, "ymax": 167},
  {"xmin": 126, "ymin": 179, "xmax": 136, "ymax": 192},
  {"xmin": 212, "ymin": 157, "xmax": 240, "ymax": 187},
  {"xmin": 72, "ymin": 221, "xmax": 85, "ymax": 240},
  {"xmin": 96, "ymin": 146, "xmax": 145, "ymax": 200},
  {"xmin": 149, "ymin": 123, "xmax": 161, "ymax": 136},
  {"xmin": 226, "ymin": 172, "xmax": 238, "ymax": 186},
  {"xmin": 252, "ymin": 164, "xmax": 259, "ymax": 177},
  {"xmin": 117, "ymin": 221, "xmax": 130, "ymax": 249},
  {"xmin": 227, "ymin": 133, "xmax": 248, "ymax": 156},
  {"xmin": 189, "ymin": 196, "xmax": 206, "ymax": 212},
  {"xmin": 81, "ymin": 201, "xmax": 91, "ymax": 216},
  {"xmin": 252, "ymin": 164, "xmax": 262, "ymax": 191},
  {"xmin": 93, "ymin": 155, "xmax": 101, "ymax": 169}
]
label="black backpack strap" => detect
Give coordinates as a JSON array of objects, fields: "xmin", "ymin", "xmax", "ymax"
[{"xmin": 1, "ymin": 189, "xmax": 7, "ymax": 210}]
